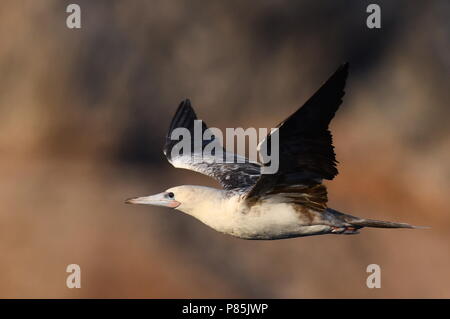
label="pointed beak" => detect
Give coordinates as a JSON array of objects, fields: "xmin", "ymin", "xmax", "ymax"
[{"xmin": 125, "ymin": 192, "xmax": 180, "ymax": 208}]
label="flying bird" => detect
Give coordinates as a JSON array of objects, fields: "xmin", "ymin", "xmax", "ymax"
[{"xmin": 126, "ymin": 63, "xmax": 421, "ymax": 239}]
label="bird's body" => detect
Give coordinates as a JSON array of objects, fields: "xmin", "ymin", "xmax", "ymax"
[
  {"xmin": 164, "ymin": 185, "xmax": 348, "ymax": 239},
  {"xmin": 126, "ymin": 63, "xmax": 422, "ymax": 239}
]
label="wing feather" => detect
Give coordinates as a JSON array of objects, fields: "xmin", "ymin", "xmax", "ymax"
[
  {"xmin": 163, "ymin": 99, "xmax": 260, "ymax": 191},
  {"xmin": 245, "ymin": 63, "xmax": 349, "ymax": 209}
]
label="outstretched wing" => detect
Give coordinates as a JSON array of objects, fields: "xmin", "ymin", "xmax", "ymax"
[
  {"xmin": 245, "ymin": 63, "xmax": 349, "ymax": 210},
  {"xmin": 163, "ymin": 99, "xmax": 261, "ymax": 191}
]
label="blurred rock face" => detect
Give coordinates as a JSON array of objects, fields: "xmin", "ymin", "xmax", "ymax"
[{"xmin": 0, "ymin": 0, "xmax": 448, "ymax": 298}]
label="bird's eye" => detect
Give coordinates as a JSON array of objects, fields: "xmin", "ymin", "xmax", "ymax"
[{"xmin": 167, "ymin": 192, "xmax": 174, "ymax": 199}]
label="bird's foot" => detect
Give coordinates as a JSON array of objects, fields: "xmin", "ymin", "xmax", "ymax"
[{"xmin": 330, "ymin": 226, "xmax": 359, "ymax": 235}]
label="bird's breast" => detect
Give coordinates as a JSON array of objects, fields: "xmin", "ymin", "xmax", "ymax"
[{"xmin": 206, "ymin": 199, "xmax": 331, "ymax": 240}]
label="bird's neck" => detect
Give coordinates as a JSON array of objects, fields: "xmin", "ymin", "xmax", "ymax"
[{"xmin": 175, "ymin": 186, "xmax": 240, "ymax": 231}]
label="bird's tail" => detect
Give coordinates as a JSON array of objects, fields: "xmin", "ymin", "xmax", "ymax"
[
  {"xmin": 327, "ymin": 208, "xmax": 427, "ymax": 230},
  {"xmin": 348, "ymin": 218, "xmax": 425, "ymax": 229}
]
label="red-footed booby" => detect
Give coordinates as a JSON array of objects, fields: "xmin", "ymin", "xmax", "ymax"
[{"xmin": 126, "ymin": 63, "xmax": 422, "ymax": 240}]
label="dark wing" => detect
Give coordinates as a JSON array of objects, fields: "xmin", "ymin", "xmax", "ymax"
[
  {"xmin": 163, "ymin": 99, "xmax": 261, "ymax": 191},
  {"xmin": 245, "ymin": 63, "xmax": 349, "ymax": 210}
]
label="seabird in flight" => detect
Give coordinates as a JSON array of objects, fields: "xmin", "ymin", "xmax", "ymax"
[{"xmin": 126, "ymin": 63, "xmax": 421, "ymax": 240}]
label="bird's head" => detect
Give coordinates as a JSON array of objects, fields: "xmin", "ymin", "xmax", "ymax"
[
  {"xmin": 125, "ymin": 188, "xmax": 181, "ymax": 208},
  {"xmin": 125, "ymin": 187, "xmax": 184, "ymax": 208},
  {"xmin": 125, "ymin": 185, "xmax": 223, "ymax": 215}
]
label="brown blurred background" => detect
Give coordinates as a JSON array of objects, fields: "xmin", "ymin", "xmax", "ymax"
[{"xmin": 0, "ymin": 0, "xmax": 449, "ymax": 298}]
